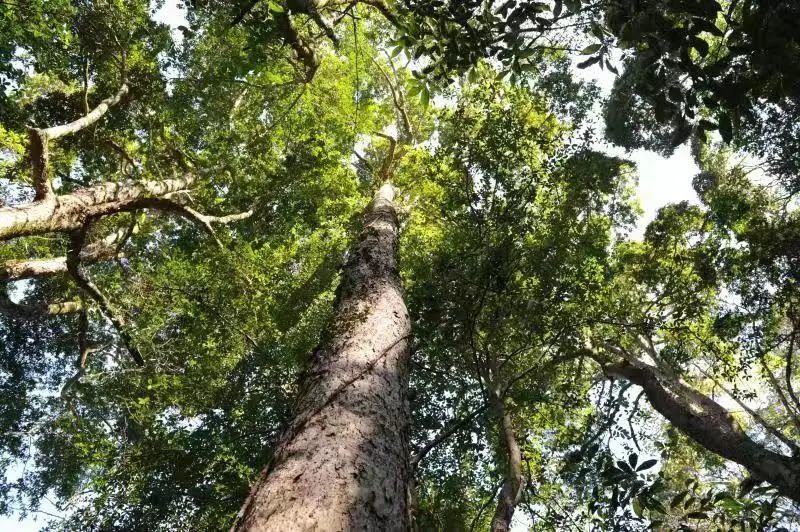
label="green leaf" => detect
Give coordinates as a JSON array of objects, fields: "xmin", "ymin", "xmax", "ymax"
[
  {"xmin": 580, "ymin": 43, "xmax": 602, "ymax": 55},
  {"xmin": 671, "ymin": 491, "xmax": 688, "ymax": 509},
  {"xmin": 577, "ymin": 56, "xmax": 600, "ymax": 69},
  {"xmin": 691, "ymin": 36, "xmax": 710, "ymax": 57},
  {"xmin": 691, "ymin": 17, "xmax": 723, "ymax": 36},
  {"xmin": 632, "ymin": 498, "xmax": 643, "ymax": 517},
  {"xmin": 636, "ymin": 459, "xmax": 658, "ymax": 471},
  {"xmin": 616, "ymin": 459, "xmax": 633, "ymax": 473},
  {"xmin": 419, "ymin": 85, "xmax": 430, "ymax": 108},
  {"xmin": 628, "ymin": 452, "xmax": 638, "ymax": 469}
]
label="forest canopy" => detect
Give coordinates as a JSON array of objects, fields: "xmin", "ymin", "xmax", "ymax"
[{"xmin": 0, "ymin": 0, "xmax": 798, "ymax": 530}]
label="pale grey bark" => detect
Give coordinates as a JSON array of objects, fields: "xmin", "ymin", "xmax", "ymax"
[
  {"xmin": 42, "ymin": 84, "xmax": 129, "ymax": 141},
  {"xmin": 0, "ymin": 175, "xmax": 195, "ymax": 241},
  {"xmin": 234, "ymin": 183, "xmax": 411, "ymax": 531},
  {"xmin": 28, "ymin": 83, "xmax": 129, "ymax": 200}
]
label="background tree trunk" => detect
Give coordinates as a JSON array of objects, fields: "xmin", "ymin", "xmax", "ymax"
[
  {"xmin": 234, "ymin": 183, "xmax": 411, "ymax": 531},
  {"xmin": 489, "ymin": 391, "xmax": 524, "ymax": 532}
]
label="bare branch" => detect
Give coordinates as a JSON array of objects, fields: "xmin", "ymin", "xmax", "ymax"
[
  {"xmin": 0, "ymin": 174, "xmax": 195, "ymax": 241},
  {"xmin": 134, "ymin": 198, "xmax": 253, "ymax": 248},
  {"xmin": 41, "ymin": 83, "xmax": 129, "ymax": 141}
]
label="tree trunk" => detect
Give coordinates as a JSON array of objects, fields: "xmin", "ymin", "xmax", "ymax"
[
  {"xmin": 234, "ymin": 182, "xmax": 411, "ymax": 531},
  {"xmin": 607, "ymin": 361, "xmax": 800, "ymax": 504},
  {"xmin": 489, "ymin": 392, "xmax": 524, "ymax": 532},
  {"xmin": 0, "ymin": 175, "xmax": 194, "ymax": 241}
]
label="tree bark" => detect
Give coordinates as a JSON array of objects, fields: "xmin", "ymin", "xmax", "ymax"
[
  {"xmin": 0, "ymin": 292, "xmax": 82, "ymax": 319},
  {"xmin": 606, "ymin": 361, "xmax": 800, "ymax": 504},
  {"xmin": 0, "ymin": 233, "xmax": 126, "ymax": 281},
  {"xmin": 489, "ymin": 392, "xmax": 524, "ymax": 532},
  {"xmin": 0, "ymin": 175, "xmax": 194, "ymax": 241},
  {"xmin": 234, "ymin": 182, "xmax": 411, "ymax": 531}
]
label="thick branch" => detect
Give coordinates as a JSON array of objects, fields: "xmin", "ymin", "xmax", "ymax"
[
  {"xmin": 28, "ymin": 130, "xmax": 53, "ymax": 200},
  {"xmin": 1, "ymin": 199, "xmax": 249, "ymax": 279},
  {"xmin": 276, "ymin": 12, "xmax": 320, "ymax": 82},
  {"xmin": 359, "ymin": 0, "xmax": 401, "ymax": 27},
  {"xmin": 785, "ymin": 328, "xmax": 800, "ymax": 415},
  {"xmin": 26, "ymin": 83, "xmax": 129, "ymax": 201},
  {"xmin": 760, "ymin": 358, "xmax": 800, "ymax": 433},
  {"xmin": 693, "ymin": 363, "xmax": 800, "ymax": 454},
  {"xmin": 605, "ymin": 360, "xmax": 800, "ymax": 504},
  {"xmin": 374, "ymin": 131, "xmax": 398, "ymax": 182},
  {"xmin": 0, "ymin": 174, "xmax": 195, "ymax": 241},
  {"xmin": 67, "ymin": 225, "xmax": 144, "ymax": 366}
]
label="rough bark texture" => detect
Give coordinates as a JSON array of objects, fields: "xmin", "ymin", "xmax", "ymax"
[
  {"xmin": 607, "ymin": 361, "xmax": 800, "ymax": 504},
  {"xmin": 489, "ymin": 392, "xmax": 524, "ymax": 532},
  {"xmin": 0, "ymin": 175, "xmax": 194, "ymax": 241},
  {"xmin": 234, "ymin": 183, "xmax": 411, "ymax": 531}
]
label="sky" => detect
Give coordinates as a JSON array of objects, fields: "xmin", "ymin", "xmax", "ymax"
[{"xmin": 0, "ymin": 1, "xmax": 701, "ymax": 529}]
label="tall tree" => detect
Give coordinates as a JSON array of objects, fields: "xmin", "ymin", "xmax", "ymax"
[{"xmin": 234, "ymin": 182, "xmax": 411, "ymax": 530}]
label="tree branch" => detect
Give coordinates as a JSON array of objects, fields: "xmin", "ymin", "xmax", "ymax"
[
  {"xmin": 0, "ymin": 223, "xmax": 138, "ymax": 281},
  {"xmin": 692, "ymin": 362, "xmax": 800, "ymax": 454},
  {"xmin": 602, "ymin": 359, "xmax": 800, "ymax": 504},
  {"xmin": 0, "ymin": 290, "xmax": 83, "ymax": 320},
  {"xmin": 40, "ymin": 83, "xmax": 129, "ymax": 141},
  {"xmin": 26, "ymin": 83, "xmax": 129, "ymax": 201},
  {"xmin": 134, "ymin": 198, "xmax": 253, "ymax": 248},
  {"xmin": 0, "ymin": 174, "xmax": 195, "ymax": 240},
  {"xmin": 359, "ymin": 0, "xmax": 401, "ymax": 27},
  {"xmin": 67, "ymin": 223, "xmax": 144, "ymax": 366},
  {"xmin": 489, "ymin": 389, "xmax": 525, "ymax": 532}
]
